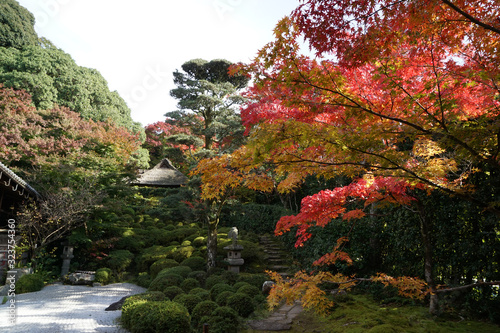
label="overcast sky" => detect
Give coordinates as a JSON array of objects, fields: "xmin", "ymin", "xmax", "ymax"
[{"xmin": 16, "ymin": 0, "xmax": 300, "ymax": 126}]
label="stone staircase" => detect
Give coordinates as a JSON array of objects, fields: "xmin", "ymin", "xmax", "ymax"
[{"xmin": 259, "ymin": 234, "xmax": 293, "ymax": 279}]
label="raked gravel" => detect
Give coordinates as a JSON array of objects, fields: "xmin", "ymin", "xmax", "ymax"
[{"xmin": 0, "ymin": 282, "xmax": 146, "ymax": 333}]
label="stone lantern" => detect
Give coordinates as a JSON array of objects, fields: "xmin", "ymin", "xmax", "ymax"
[
  {"xmin": 224, "ymin": 227, "xmax": 244, "ymax": 273},
  {"xmin": 60, "ymin": 242, "xmax": 74, "ymax": 277}
]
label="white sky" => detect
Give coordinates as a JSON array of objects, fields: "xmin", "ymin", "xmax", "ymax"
[{"xmin": 16, "ymin": 0, "xmax": 300, "ymax": 126}]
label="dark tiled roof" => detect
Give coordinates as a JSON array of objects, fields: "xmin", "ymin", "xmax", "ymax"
[
  {"xmin": 0, "ymin": 161, "xmax": 40, "ymax": 199},
  {"xmin": 132, "ymin": 159, "xmax": 188, "ymax": 187}
]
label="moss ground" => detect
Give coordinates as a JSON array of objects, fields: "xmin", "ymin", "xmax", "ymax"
[{"xmin": 242, "ymin": 294, "xmax": 500, "ymax": 333}]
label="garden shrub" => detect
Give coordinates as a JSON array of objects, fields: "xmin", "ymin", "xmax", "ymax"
[
  {"xmin": 187, "ymin": 270, "xmax": 207, "ymax": 285},
  {"xmin": 189, "ymin": 288, "xmax": 210, "ymax": 301},
  {"xmin": 233, "ymin": 282, "xmax": 251, "ymax": 291},
  {"xmin": 200, "ymin": 306, "xmax": 239, "ymax": 333},
  {"xmin": 237, "ymin": 284, "xmax": 261, "ymax": 298},
  {"xmin": 115, "ymin": 236, "xmax": 144, "ymax": 253},
  {"xmin": 149, "ymin": 273, "xmax": 183, "ymax": 291},
  {"xmin": 123, "ymin": 301, "xmax": 190, "ymax": 333},
  {"xmin": 173, "ymin": 293, "xmax": 203, "ymax": 313},
  {"xmin": 138, "ymin": 245, "xmax": 177, "ymax": 271},
  {"xmin": 205, "ymin": 275, "xmax": 223, "ymax": 290},
  {"xmin": 210, "ymin": 283, "xmax": 235, "ymax": 300},
  {"xmin": 215, "ymin": 291, "xmax": 234, "ymax": 306},
  {"xmin": 237, "ymin": 273, "xmax": 267, "ymax": 289},
  {"xmin": 181, "ymin": 240, "xmax": 191, "ymax": 246},
  {"xmin": 107, "ymin": 249, "xmax": 134, "ymax": 273},
  {"xmin": 16, "ymin": 274, "xmax": 44, "ymax": 294},
  {"xmin": 95, "ymin": 268, "xmax": 113, "ymax": 284},
  {"xmin": 192, "ymin": 236, "xmax": 205, "ymax": 247},
  {"xmin": 163, "ymin": 286, "xmax": 184, "ymax": 299},
  {"xmin": 180, "ymin": 256, "xmax": 205, "ymax": 271},
  {"xmin": 158, "ymin": 265, "xmax": 192, "ymax": 278},
  {"xmin": 180, "ymin": 277, "xmax": 200, "ymax": 292},
  {"xmin": 150, "ymin": 259, "xmax": 179, "ymax": 278},
  {"xmin": 173, "ymin": 245, "xmax": 195, "ymax": 262},
  {"xmin": 135, "ymin": 272, "xmax": 152, "ymax": 288},
  {"xmin": 120, "ymin": 291, "xmax": 167, "ymax": 328},
  {"xmin": 191, "ymin": 300, "xmax": 218, "ymax": 327},
  {"xmin": 226, "ymin": 293, "xmax": 255, "ymax": 317},
  {"xmin": 219, "ymin": 271, "xmax": 238, "ymax": 285}
]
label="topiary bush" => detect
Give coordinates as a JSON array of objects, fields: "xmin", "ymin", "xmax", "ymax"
[
  {"xmin": 237, "ymin": 284, "xmax": 261, "ymax": 298},
  {"xmin": 138, "ymin": 245, "xmax": 177, "ymax": 271},
  {"xmin": 150, "ymin": 259, "xmax": 179, "ymax": 278},
  {"xmin": 135, "ymin": 272, "xmax": 152, "ymax": 289},
  {"xmin": 215, "ymin": 290, "xmax": 234, "ymax": 306},
  {"xmin": 107, "ymin": 249, "xmax": 134, "ymax": 275},
  {"xmin": 180, "ymin": 256, "xmax": 205, "ymax": 271},
  {"xmin": 123, "ymin": 301, "xmax": 190, "ymax": 333},
  {"xmin": 16, "ymin": 274, "xmax": 44, "ymax": 294},
  {"xmin": 191, "ymin": 300, "xmax": 219, "ymax": 328},
  {"xmin": 210, "ymin": 283, "xmax": 235, "ymax": 301},
  {"xmin": 121, "ymin": 291, "xmax": 167, "ymax": 328},
  {"xmin": 187, "ymin": 270, "xmax": 207, "ymax": 285},
  {"xmin": 180, "ymin": 277, "xmax": 200, "ymax": 292},
  {"xmin": 149, "ymin": 273, "xmax": 183, "ymax": 291},
  {"xmin": 189, "ymin": 288, "xmax": 211, "ymax": 301},
  {"xmin": 173, "ymin": 293, "xmax": 203, "ymax": 313},
  {"xmin": 237, "ymin": 273, "xmax": 267, "ymax": 289},
  {"xmin": 157, "ymin": 265, "xmax": 192, "ymax": 279},
  {"xmin": 200, "ymin": 306, "xmax": 240, "ymax": 333},
  {"xmin": 173, "ymin": 245, "xmax": 195, "ymax": 262},
  {"xmin": 95, "ymin": 268, "xmax": 113, "ymax": 285},
  {"xmin": 205, "ymin": 275, "xmax": 223, "ymax": 290},
  {"xmin": 163, "ymin": 286, "xmax": 184, "ymax": 300},
  {"xmin": 226, "ymin": 293, "xmax": 255, "ymax": 318}
]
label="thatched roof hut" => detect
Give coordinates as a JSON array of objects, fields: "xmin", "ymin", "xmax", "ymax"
[{"xmin": 132, "ymin": 159, "xmax": 188, "ymax": 188}]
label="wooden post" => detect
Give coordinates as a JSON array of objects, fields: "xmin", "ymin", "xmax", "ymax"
[{"xmin": 203, "ymin": 323, "xmax": 209, "ymax": 333}]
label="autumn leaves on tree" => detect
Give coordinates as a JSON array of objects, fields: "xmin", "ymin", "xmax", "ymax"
[{"xmin": 194, "ymin": 0, "xmax": 500, "ymax": 315}]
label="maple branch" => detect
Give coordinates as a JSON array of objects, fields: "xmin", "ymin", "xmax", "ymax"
[
  {"xmin": 440, "ymin": 0, "xmax": 500, "ymax": 35},
  {"xmin": 435, "ymin": 281, "xmax": 500, "ymax": 294}
]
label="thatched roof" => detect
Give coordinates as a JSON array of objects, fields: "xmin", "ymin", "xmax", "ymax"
[{"xmin": 132, "ymin": 159, "xmax": 188, "ymax": 187}]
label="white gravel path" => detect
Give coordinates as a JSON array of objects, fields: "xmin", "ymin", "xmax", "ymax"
[{"xmin": 0, "ymin": 282, "xmax": 146, "ymax": 333}]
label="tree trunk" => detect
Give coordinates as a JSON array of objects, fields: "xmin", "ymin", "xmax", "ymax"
[
  {"xmin": 206, "ymin": 221, "xmax": 218, "ymax": 272},
  {"xmin": 416, "ymin": 200, "xmax": 439, "ymax": 315}
]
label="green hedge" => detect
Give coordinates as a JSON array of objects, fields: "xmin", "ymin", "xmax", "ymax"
[
  {"xmin": 16, "ymin": 274, "xmax": 44, "ymax": 294},
  {"xmin": 122, "ymin": 301, "xmax": 190, "ymax": 333}
]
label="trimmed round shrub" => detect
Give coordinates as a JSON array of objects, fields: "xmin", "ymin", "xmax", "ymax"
[
  {"xmin": 187, "ymin": 270, "xmax": 206, "ymax": 285},
  {"xmin": 135, "ymin": 272, "xmax": 152, "ymax": 289},
  {"xmin": 158, "ymin": 266, "xmax": 192, "ymax": 279},
  {"xmin": 173, "ymin": 245, "xmax": 195, "ymax": 262},
  {"xmin": 180, "ymin": 256, "xmax": 205, "ymax": 271},
  {"xmin": 16, "ymin": 274, "xmax": 44, "ymax": 294},
  {"xmin": 191, "ymin": 300, "xmax": 218, "ymax": 327},
  {"xmin": 237, "ymin": 284, "xmax": 261, "ymax": 298},
  {"xmin": 226, "ymin": 293, "xmax": 255, "ymax": 317},
  {"xmin": 215, "ymin": 291, "xmax": 234, "ymax": 306},
  {"xmin": 149, "ymin": 273, "xmax": 183, "ymax": 291},
  {"xmin": 210, "ymin": 283, "xmax": 235, "ymax": 300},
  {"xmin": 121, "ymin": 292, "xmax": 167, "ymax": 328},
  {"xmin": 173, "ymin": 293, "xmax": 203, "ymax": 313},
  {"xmin": 204, "ymin": 275, "xmax": 222, "ymax": 290},
  {"xmin": 201, "ymin": 306, "xmax": 239, "ymax": 333},
  {"xmin": 189, "ymin": 288, "xmax": 211, "ymax": 301},
  {"xmin": 150, "ymin": 259, "xmax": 179, "ymax": 278},
  {"xmin": 124, "ymin": 301, "xmax": 190, "ymax": 333},
  {"xmin": 233, "ymin": 281, "xmax": 251, "ymax": 290},
  {"xmin": 138, "ymin": 245, "xmax": 177, "ymax": 271},
  {"xmin": 95, "ymin": 268, "xmax": 113, "ymax": 284},
  {"xmin": 220, "ymin": 271, "xmax": 238, "ymax": 285},
  {"xmin": 237, "ymin": 273, "xmax": 268, "ymax": 289},
  {"xmin": 107, "ymin": 249, "xmax": 134, "ymax": 273},
  {"xmin": 163, "ymin": 286, "xmax": 184, "ymax": 300},
  {"xmin": 192, "ymin": 236, "xmax": 205, "ymax": 247},
  {"xmin": 180, "ymin": 278, "xmax": 200, "ymax": 292}
]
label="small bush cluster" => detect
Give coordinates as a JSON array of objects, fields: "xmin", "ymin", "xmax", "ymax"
[{"xmin": 16, "ymin": 274, "xmax": 45, "ymax": 294}]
